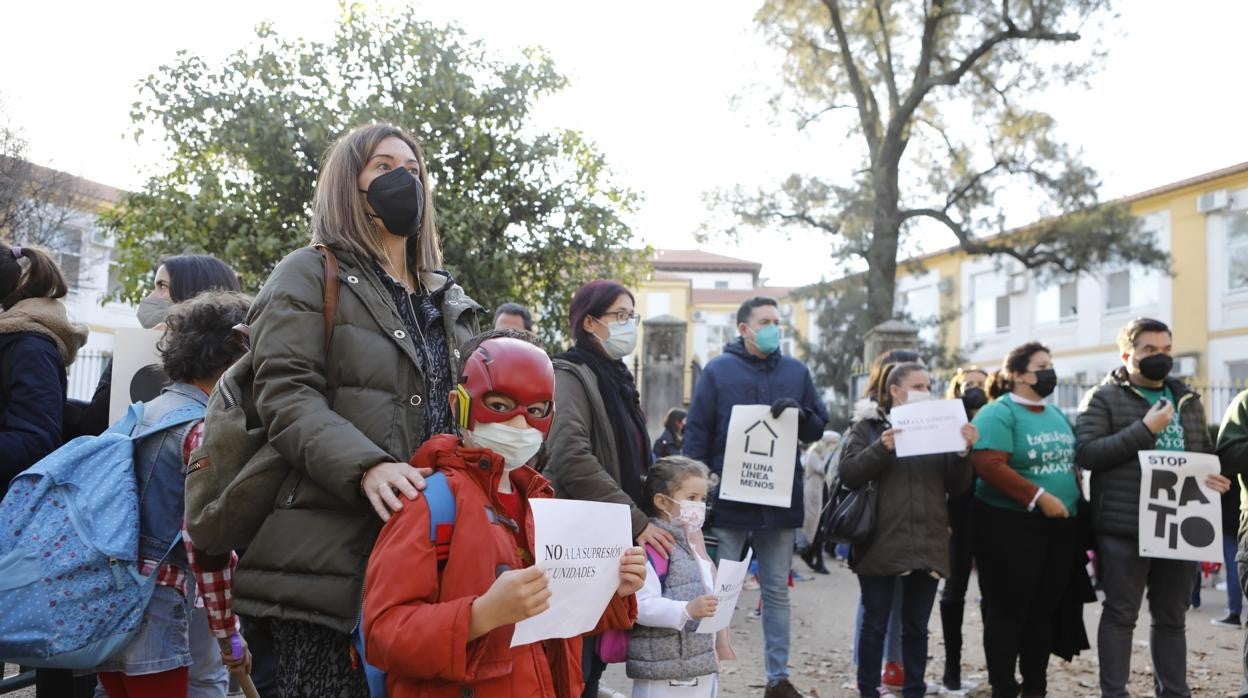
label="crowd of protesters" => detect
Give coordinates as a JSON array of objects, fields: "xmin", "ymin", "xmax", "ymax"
[{"xmin": 4, "ymin": 120, "xmax": 1248, "ymax": 698}]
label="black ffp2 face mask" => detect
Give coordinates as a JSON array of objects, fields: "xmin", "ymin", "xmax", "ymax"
[
  {"xmin": 1139, "ymin": 353, "xmax": 1174, "ymax": 381},
  {"xmin": 1030, "ymin": 369, "xmax": 1058, "ymax": 398},
  {"xmin": 960, "ymin": 387, "xmax": 988, "ymax": 415},
  {"xmin": 360, "ymin": 167, "xmax": 424, "ymax": 239}
]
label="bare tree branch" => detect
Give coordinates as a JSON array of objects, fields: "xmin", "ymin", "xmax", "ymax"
[
  {"xmin": 872, "ymin": 0, "xmax": 900, "ymax": 113},
  {"xmin": 822, "ymin": 0, "xmax": 882, "ymax": 156}
]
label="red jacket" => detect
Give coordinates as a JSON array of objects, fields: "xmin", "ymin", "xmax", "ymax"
[{"xmin": 362, "ymin": 434, "xmax": 637, "ymax": 698}]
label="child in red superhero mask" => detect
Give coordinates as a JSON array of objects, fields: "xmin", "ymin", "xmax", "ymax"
[{"xmin": 362, "ymin": 329, "xmax": 646, "ymax": 698}]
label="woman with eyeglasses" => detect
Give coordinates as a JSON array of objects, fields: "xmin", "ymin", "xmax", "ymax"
[{"xmin": 544, "ymin": 279, "xmax": 661, "ymax": 698}]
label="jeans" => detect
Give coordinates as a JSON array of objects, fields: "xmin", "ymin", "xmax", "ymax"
[
  {"xmin": 1226, "ymin": 533, "xmax": 1244, "ymax": 617},
  {"xmin": 853, "ymin": 588, "xmax": 902, "ymax": 665},
  {"xmin": 972, "ymin": 500, "xmax": 1075, "ymax": 698},
  {"xmin": 712, "ymin": 526, "xmax": 795, "ymax": 684},
  {"xmin": 856, "ymin": 574, "xmax": 939, "ymax": 698},
  {"xmin": 187, "ymin": 605, "xmax": 227, "ymax": 697},
  {"xmin": 1097, "ymin": 533, "xmax": 1195, "ymax": 698},
  {"xmin": 95, "ymin": 585, "xmax": 192, "ymax": 675}
]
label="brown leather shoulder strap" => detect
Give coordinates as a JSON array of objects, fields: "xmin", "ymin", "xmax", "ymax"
[{"xmin": 313, "ymin": 244, "xmax": 340, "ymax": 356}]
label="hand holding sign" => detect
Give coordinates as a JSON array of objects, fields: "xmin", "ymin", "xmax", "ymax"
[
  {"xmin": 616, "ymin": 546, "xmax": 647, "ymax": 598},
  {"xmin": 510, "ymin": 499, "xmax": 632, "ymax": 647},
  {"xmin": 695, "ymin": 550, "xmax": 753, "ymax": 634},
  {"xmin": 686, "ymin": 594, "xmax": 719, "ymax": 619},
  {"xmin": 470, "ymin": 567, "xmax": 552, "ymax": 640}
]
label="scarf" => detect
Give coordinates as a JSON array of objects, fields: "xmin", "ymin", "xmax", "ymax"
[{"xmin": 560, "ymin": 343, "xmax": 648, "ymax": 508}]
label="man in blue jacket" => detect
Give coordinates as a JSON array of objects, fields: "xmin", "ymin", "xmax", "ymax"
[{"xmin": 684, "ymin": 296, "xmax": 828, "ymax": 698}]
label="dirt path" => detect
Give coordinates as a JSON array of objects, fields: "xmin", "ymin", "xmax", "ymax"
[{"xmin": 604, "ymin": 554, "xmax": 1244, "ymax": 697}]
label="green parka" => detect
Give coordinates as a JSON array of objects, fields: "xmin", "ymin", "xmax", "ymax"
[{"xmin": 232, "ymin": 246, "xmax": 482, "ymax": 632}]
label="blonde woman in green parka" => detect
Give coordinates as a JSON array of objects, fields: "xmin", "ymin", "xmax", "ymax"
[{"xmin": 234, "ymin": 123, "xmax": 482, "ymax": 698}]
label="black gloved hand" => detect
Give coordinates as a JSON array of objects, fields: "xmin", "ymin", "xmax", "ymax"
[{"xmin": 770, "ymin": 398, "xmax": 801, "ymax": 419}]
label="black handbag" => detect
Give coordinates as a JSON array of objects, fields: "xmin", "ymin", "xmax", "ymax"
[{"xmin": 820, "ymin": 477, "xmax": 877, "ymax": 545}]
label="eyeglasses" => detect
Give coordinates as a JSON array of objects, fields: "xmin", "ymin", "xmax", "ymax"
[{"xmin": 599, "ymin": 310, "xmax": 639, "ymax": 324}]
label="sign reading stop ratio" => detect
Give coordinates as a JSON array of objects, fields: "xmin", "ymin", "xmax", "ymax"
[{"xmin": 1137, "ymin": 450, "xmax": 1222, "ymax": 562}]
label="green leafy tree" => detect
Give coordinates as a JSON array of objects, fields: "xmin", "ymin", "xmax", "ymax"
[
  {"xmin": 105, "ymin": 4, "xmax": 646, "ymax": 345},
  {"xmin": 720, "ymin": 0, "xmax": 1167, "ymax": 327}
]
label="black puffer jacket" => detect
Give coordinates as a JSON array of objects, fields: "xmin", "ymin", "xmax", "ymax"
[
  {"xmin": 1074, "ymin": 368, "xmax": 1213, "ymax": 540},
  {"xmin": 838, "ymin": 406, "xmax": 972, "ymax": 578}
]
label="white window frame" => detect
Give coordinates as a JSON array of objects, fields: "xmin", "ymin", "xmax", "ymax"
[{"xmin": 1228, "ymin": 211, "xmax": 1248, "ymax": 293}]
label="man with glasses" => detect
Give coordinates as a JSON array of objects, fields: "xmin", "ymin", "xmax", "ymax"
[{"xmin": 683, "ymin": 296, "xmax": 828, "ymax": 698}]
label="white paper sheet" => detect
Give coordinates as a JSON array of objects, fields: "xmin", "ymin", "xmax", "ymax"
[
  {"xmin": 695, "ymin": 550, "xmax": 753, "ymax": 634},
  {"xmin": 510, "ymin": 499, "xmax": 632, "ymax": 646},
  {"xmin": 108, "ymin": 328, "xmax": 166, "ymax": 424},
  {"xmin": 718, "ymin": 405, "xmax": 799, "ymax": 508},
  {"xmin": 889, "ymin": 399, "xmax": 969, "ymax": 458},
  {"xmin": 1137, "ymin": 450, "xmax": 1223, "ymax": 561}
]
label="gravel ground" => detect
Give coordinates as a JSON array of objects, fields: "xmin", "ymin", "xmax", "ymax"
[
  {"xmin": 8, "ymin": 556, "xmax": 1243, "ymax": 697},
  {"xmin": 605, "ymin": 554, "xmax": 1245, "ymax": 697}
]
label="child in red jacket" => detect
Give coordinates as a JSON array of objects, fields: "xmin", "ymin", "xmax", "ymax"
[{"xmin": 363, "ymin": 329, "xmax": 645, "ymax": 698}]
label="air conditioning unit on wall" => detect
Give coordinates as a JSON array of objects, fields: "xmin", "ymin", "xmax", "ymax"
[
  {"xmin": 1197, "ymin": 190, "xmax": 1229, "ymax": 214},
  {"xmin": 1006, "ymin": 274, "xmax": 1028, "ymax": 295}
]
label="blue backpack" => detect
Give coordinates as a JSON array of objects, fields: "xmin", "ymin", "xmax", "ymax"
[
  {"xmin": 354, "ymin": 471, "xmax": 457, "ymax": 697},
  {"xmin": 0, "ymin": 401, "xmax": 204, "ymax": 669}
]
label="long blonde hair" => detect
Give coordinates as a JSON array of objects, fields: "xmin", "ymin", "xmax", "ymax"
[{"xmin": 311, "ymin": 123, "xmax": 443, "ymax": 274}]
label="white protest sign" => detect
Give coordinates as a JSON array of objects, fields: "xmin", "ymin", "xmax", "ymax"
[
  {"xmin": 889, "ymin": 399, "xmax": 969, "ymax": 458},
  {"xmin": 719, "ymin": 405, "xmax": 799, "ymax": 508},
  {"xmin": 511, "ymin": 499, "xmax": 632, "ymax": 647},
  {"xmin": 695, "ymin": 549, "xmax": 753, "ymax": 634},
  {"xmin": 1137, "ymin": 450, "xmax": 1222, "ymax": 561},
  {"xmin": 108, "ymin": 328, "xmax": 167, "ymax": 424}
]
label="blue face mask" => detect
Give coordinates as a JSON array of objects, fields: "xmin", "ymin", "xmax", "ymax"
[{"xmin": 751, "ymin": 324, "xmax": 781, "ymax": 355}]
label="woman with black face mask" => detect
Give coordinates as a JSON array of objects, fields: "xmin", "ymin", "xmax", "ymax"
[
  {"xmin": 937, "ymin": 366, "xmax": 988, "ymax": 691},
  {"xmin": 969, "ymin": 343, "xmax": 1080, "ymax": 698},
  {"xmin": 234, "ymin": 123, "xmax": 483, "ymax": 698}
]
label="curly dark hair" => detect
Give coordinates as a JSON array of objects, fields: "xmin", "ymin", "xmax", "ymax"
[{"xmin": 158, "ymin": 291, "xmax": 251, "ymax": 383}]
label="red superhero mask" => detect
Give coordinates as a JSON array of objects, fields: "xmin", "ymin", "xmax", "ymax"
[{"xmin": 455, "ymin": 336, "xmax": 556, "ymax": 435}]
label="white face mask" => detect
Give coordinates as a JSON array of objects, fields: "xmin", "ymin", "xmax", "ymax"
[
  {"xmin": 661, "ymin": 495, "xmax": 707, "ymax": 530},
  {"xmin": 902, "ymin": 390, "xmax": 931, "ymax": 405},
  {"xmin": 468, "ymin": 422, "xmax": 544, "ymax": 471},
  {"xmin": 597, "ymin": 316, "xmax": 638, "ymax": 359}
]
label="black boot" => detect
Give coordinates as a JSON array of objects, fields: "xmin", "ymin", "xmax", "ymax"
[
  {"xmin": 940, "ymin": 599, "xmax": 964, "ymax": 690},
  {"xmin": 800, "ymin": 545, "xmax": 829, "ymax": 574}
]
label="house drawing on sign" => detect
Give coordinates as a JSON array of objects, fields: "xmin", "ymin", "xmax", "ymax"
[{"xmin": 744, "ymin": 421, "xmax": 778, "ymax": 458}]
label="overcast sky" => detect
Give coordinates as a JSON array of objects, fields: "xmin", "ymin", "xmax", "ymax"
[{"xmin": 3, "ymin": 0, "xmax": 1245, "ymax": 288}]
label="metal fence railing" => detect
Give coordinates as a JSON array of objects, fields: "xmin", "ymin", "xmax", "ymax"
[
  {"xmin": 67, "ymin": 350, "xmax": 110, "ymax": 402},
  {"xmin": 845, "ymin": 373, "xmax": 1248, "ymax": 427}
]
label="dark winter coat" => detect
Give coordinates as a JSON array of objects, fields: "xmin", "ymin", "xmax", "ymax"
[
  {"xmin": 0, "ymin": 297, "xmax": 88, "ymax": 494},
  {"xmin": 233, "ymin": 247, "xmax": 482, "ymax": 633},
  {"xmin": 544, "ymin": 359, "xmax": 650, "ymax": 538},
  {"xmin": 1216, "ymin": 388, "xmax": 1248, "ymax": 538},
  {"xmin": 837, "ymin": 409, "xmax": 972, "ymax": 578},
  {"xmin": 652, "ymin": 428, "xmax": 682, "ymax": 460},
  {"xmin": 682, "ymin": 339, "xmax": 828, "ymax": 530},
  {"xmin": 1074, "ymin": 368, "xmax": 1213, "ymax": 540}
]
